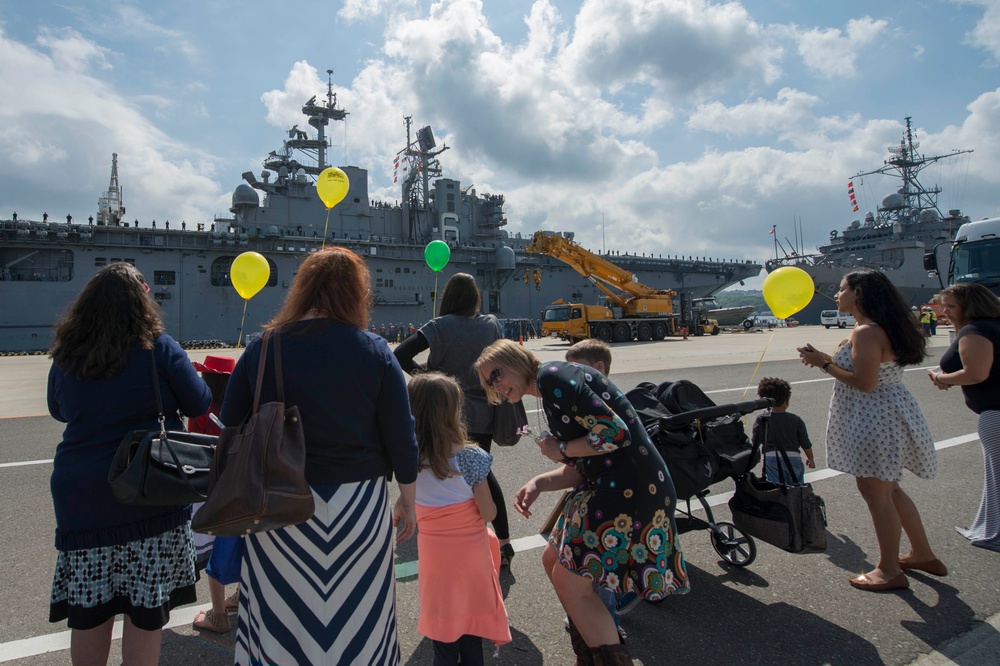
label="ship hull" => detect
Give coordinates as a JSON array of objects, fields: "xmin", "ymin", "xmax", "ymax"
[
  {"xmin": 0, "ymin": 230, "xmax": 760, "ymax": 351},
  {"xmin": 784, "ymin": 246, "xmax": 947, "ymax": 325}
]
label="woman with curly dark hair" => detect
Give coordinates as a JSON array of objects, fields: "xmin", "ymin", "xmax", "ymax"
[
  {"xmin": 47, "ymin": 263, "xmax": 211, "ymax": 664},
  {"xmin": 799, "ymin": 268, "xmax": 943, "ymax": 591}
]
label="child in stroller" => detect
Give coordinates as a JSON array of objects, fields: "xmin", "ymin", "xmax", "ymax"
[{"xmin": 626, "ymin": 379, "xmax": 773, "ymax": 567}]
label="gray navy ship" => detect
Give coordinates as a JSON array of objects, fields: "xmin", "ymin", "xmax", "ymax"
[
  {"xmin": 767, "ymin": 117, "xmax": 974, "ymax": 323},
  {"xmin": 0, "ymin": 76, "xmax": 761, "ymax": 353}
]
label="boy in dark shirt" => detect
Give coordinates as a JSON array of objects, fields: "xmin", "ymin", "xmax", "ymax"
[{"xmin": 752, "ymin": 377, "xmax": 814, "ymax": 484}]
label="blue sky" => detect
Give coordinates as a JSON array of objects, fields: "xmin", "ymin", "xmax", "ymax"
[{"xmin": 1, "ymin": 0, "xmax": 998, "ymax": 286}]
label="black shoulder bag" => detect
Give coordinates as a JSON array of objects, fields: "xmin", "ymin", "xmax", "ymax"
[
  {"xmin": 728, "ymin": 414, "xmax": 828, "ymax": 553},
  {"xmin": 108, "ymin": 350, "xmax": 217, "ymax": 505}
]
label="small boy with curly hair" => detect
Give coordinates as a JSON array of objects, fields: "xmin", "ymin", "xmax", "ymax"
[{"xmin": 752, "ymin": 377, "xmax": 814, "ymax": 484}]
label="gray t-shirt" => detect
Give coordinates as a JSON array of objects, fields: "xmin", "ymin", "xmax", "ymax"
[
  {"xmin": 419, "ymin": 314, "xmax": 503, "ymax": 434},
  {"xmin": 752, "ymin": 411, "xmax": 812, "ymax": 454}
]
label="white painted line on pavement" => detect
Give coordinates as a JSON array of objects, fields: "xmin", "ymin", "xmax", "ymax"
[
  {"xmin": 0, "ymin": 459, "xmax": 52, "ymax": 469},
  {"xmin": 0, "ymin": 376, "xmax": 979, "ymax": 661}
]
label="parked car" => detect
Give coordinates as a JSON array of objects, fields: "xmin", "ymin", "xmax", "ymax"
[
  {"xmin": 820, "ymin": 310, "xmax": 856, "ymax": 328},
  {"xmin": 742, "ymin": 314, "xmax": 787, "ymax": 330}
]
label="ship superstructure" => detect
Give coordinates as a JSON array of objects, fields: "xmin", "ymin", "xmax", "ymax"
[
  {"xmin": 767, "ymin": 117, "xmax": 973, "ymax": 322},
  {"xmin": 0, "ymin": 75, "xmax": 761, "ymax": 352}
]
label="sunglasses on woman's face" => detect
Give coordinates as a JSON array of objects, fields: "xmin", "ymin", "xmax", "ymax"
[{"xmin": 486, "ymin": 367, "xmax": 504, "ymax": 390}]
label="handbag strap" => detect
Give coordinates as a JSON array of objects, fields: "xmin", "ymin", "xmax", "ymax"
[
  {"xmin": 760, "ymin": 413, "xmax": 800, "ymax": 486},
  {"xmin": 775, "ymin": 446, "xmax": 799, "ymax": 485},
  {"xmin": 250, "ymin": 330, "xmax": 284, "ymax": 416},
  {"xmin": 149, "ymin": 349, "xmax": 168, "ymax": 439},
  {"xmin": 148, "ymin": 347, "xmax": 207, "ymax": 499}
]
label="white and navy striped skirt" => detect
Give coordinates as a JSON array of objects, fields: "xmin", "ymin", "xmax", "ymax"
[
  {"xmin": 958, "ymin": 410, "xmax": 1000, "ymax": 552},
  {"xmin": 234, "ymin": 477, "xmax": 400, "ymax": 665}
]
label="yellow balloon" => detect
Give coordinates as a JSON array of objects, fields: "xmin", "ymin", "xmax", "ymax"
[
  {"xmin": 762, "ymin": 266, "xmax": 814, "ymax": 319},
  {"xmin": 231, "ymin": 252, "xmax": 270, "ymax": 300},
  {"xmin": 317, "ymin": 167, "xmax": 350, "ymax": 209}
]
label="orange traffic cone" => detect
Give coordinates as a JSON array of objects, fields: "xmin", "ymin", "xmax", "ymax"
[{"xmin": 519, "ymin": 335, "xmax": 524, "ymax": 345}]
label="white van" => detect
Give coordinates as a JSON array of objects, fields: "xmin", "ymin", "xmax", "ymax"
[{"xmin": 820, "ymin": 310, "xmax": 856, "ymax": 328}]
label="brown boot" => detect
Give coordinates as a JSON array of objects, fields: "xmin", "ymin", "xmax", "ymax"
[
  {"xmin": 592, "ymin": 643, "xmax": 633, "ymax": 665},
  {"xmin": 567, "ymin": 620, "xmax": 594, "ymax": 666}
]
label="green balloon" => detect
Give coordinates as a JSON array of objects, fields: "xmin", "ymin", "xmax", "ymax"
[{"xmin": 424, "ymin": 240, "xmax": 451, "ymax": 272}]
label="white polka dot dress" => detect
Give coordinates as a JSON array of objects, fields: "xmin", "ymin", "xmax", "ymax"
[{"xmin": 825, "ymin": 343, "xmax": 937, "ymax": 482}]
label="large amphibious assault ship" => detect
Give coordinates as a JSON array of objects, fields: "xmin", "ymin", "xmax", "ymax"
[
  {"xmin": 766, "ymin": 117, "xmax": 974, "ymax": 323},
  {"xmin": 0, "ymin": 77, "xmax": 761, "ymax": 352}
]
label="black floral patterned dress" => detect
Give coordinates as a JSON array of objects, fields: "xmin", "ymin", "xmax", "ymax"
[{"xmin": 538, "ymin": 361, "xmax": 689, "ymax": 601}]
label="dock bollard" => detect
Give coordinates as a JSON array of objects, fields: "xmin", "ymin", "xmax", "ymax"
[{"xmin": 681, "ymin": 327, "xmax": 688, "ymax": 340}]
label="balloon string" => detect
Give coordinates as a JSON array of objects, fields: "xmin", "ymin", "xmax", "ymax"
[
  {"xmin": 237, "ymin": 299, "xmax": 249, "ymax": 348},
  {"xmin": 739, "ymin": 328, "xmax": 776, "ymax": 403},
  {"xmin": 432, "ymin": 273, "xmax": 440, "ymax": 316},
  {"xmin": 321, "ymin": 208, "xmax": 331, "ymax": 249}
]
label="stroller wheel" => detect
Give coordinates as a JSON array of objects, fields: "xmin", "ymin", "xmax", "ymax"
[{"xmin": 711, "ymin": 521, "xmax": 757, "ymax": 567}]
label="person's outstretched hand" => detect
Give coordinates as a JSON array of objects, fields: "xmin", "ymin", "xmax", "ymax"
[
  {"xmin": 514, "ymin": 480, "xmax": 540, "ymax": 519},
  {"xmin": 393, "ymin": 496, "xmax": 416, "ymax": 543}
]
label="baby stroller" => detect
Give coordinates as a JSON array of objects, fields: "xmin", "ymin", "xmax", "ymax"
[{"xmin": 626, "ymin": 380, "xmax": 773, "ymax": 567}]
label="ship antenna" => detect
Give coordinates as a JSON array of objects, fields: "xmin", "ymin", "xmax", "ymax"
[{"xmin": 326, "ymin": 69, "xmax": 335, "ymax": 108}]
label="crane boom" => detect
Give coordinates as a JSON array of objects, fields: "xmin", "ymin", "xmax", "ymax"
[
  {"xmin": 525, "ymin": 231, "xmax": 719, "ymax": 342},
  {"xmin": 524, "ymin": 231, "xmax": 677, "ymax": 304}
]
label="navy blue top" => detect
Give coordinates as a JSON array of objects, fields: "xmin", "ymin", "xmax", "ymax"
[
  {"xmin": 940, "ymin": 318, "xmax": 1000, "ymax": 414},
  {"xmin": 220, "ymin": 319, "xmax": 419, "ymax": 486},
  {"xmin": 48, "ymin": 333, "xmax": 212, "ymax": 551}
]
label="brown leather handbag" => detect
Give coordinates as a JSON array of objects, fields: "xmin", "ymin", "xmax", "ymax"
[{"xmin": 192, "ymin": 331, "xmax": 315, "ymax": 537}]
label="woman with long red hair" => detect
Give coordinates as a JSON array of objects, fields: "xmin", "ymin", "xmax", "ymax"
[{"xmin": 220, "ymin": 248, "xmax": 420, "ymax": 664}]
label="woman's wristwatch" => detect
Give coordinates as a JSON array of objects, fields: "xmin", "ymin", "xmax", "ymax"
[
  {"xmin": 821, "ymin": 361, "xmax": 832, "ymax": 373},
  {"xmin": 558, "ymin": 440, "xmax": 569, "ymax": 457}
]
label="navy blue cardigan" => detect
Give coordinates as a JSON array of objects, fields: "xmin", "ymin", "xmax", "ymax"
[
  {"xmin": 220, "ymin": 319, "xmax": 419, "ymax": 486},
  {"xmin": 48, "ymin": 334, "xmax": 212, "ymax": 551}
]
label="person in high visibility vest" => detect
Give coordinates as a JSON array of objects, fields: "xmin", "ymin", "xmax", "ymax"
[{"xmin": 920, "ymin": 309, "xmax": 932, "ymax": 336}]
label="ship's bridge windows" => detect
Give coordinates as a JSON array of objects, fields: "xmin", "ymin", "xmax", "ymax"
[
  {"xmin": 210, "ymin": 256, "xmax": 278, "ymax": 288},
  {"xmin": 95, "ymin": 257, "xmax": 107, "ymax": 267},
  {"xmin": 154, "ymin": 271, "xmax": 176, "ymax": 286}
]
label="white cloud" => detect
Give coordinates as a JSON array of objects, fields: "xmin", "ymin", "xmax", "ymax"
[
  {"xmin": 35, "ymin": 26, "xmax": 112, "ymax": 73},
  {"xmin": 0, "ymin": 26, "xmax": 223, "ymax": 222},
  {"xmin": 340, "ymin": 0, "xmax": 420, "ymax": 22},
  {"xmin": 686, "ymin": 88, "xmax": 823, "ymax": 139},
  {"xmin": 561, "ymin": 0, "xmax": 783, "ymax": 97},
  {"xmin": 795, "ymin": 16, "xmax": 888, "ymax": 78},
  {"xmin": 114, "ymin": 6, "xmax": 198, "ymax": 60},
  {"xmin": 957, "ymin": 0, "xmax": 1000, "ymax": 63}
]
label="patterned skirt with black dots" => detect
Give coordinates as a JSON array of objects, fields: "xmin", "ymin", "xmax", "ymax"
[{"xmin": 49, "ymin": 522, "xmax": 198, "ymax": 631}]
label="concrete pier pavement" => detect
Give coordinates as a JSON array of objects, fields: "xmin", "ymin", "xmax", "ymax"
[{"xmin": 1, "ymin": 326, "xmax": 998, "ymax": 665}]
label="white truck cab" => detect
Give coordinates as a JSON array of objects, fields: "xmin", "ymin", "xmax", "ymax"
[{"xmin": 820, "ymin": 310, "xmax": 856, "ymax": 328}]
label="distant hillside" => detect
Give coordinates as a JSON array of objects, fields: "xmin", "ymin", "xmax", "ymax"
[{"xmin": 714, "ymin": 289, "xmax": 766, "ymax": 312}]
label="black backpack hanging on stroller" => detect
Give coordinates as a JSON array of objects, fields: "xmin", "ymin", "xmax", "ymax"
[
  {"xmin": 628, "ymin": 380, "xmax": 762, "ymax": 499},
  {"xmin": 626, "ymin": 379, "xmax": 772, "ymax": 567}
]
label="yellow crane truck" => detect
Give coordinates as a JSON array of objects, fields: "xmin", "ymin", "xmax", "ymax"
[{"xmin": 524, "ymin": 231, "xmax": 719, "ymax": 342}]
